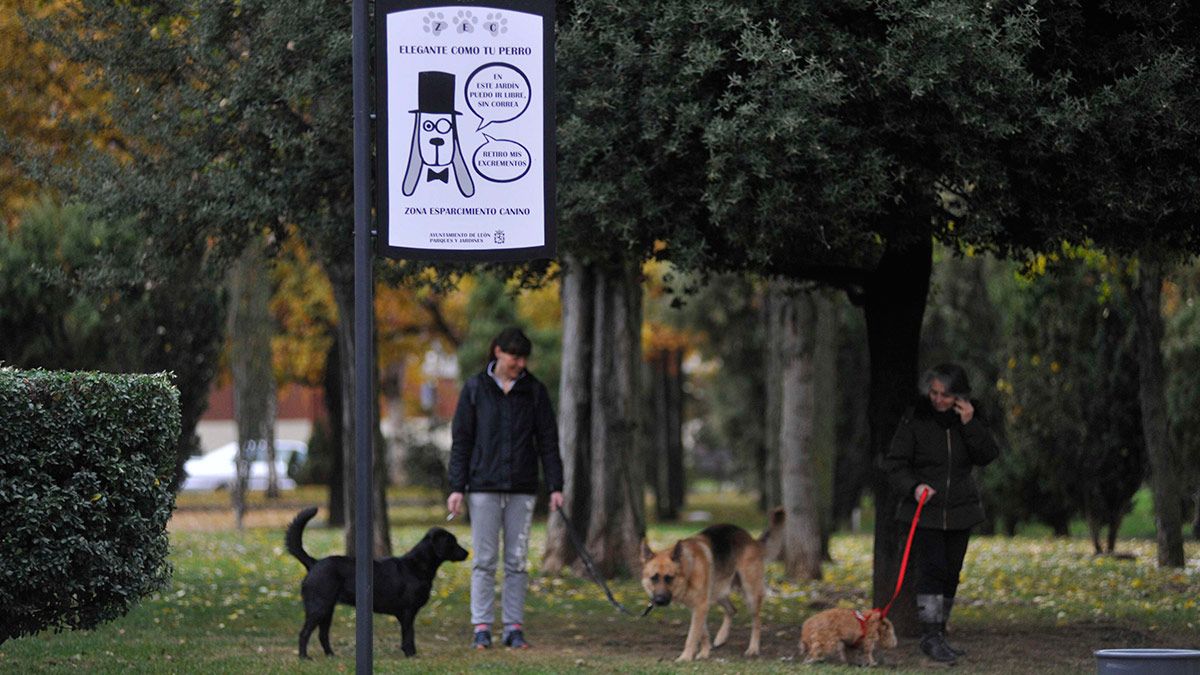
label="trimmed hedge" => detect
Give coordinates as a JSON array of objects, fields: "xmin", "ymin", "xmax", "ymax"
[{"xmin": 0, "ymin": 368, "xmax": 180, "ymax": 644}]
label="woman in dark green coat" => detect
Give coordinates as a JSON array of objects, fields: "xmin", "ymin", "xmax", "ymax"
[{"xmin": 882, "ymin": 363, "xmax": 999, "ymax": 664}]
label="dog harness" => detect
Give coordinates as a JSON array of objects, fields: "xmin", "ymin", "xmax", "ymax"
[{"xmin": 852, "ymin": 610, "xmax": 878, "ymax": 647}]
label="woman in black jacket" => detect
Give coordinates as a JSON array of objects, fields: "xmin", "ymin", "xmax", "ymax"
[
  {"xmin": 446, "ymin": 327, "xmax": 564, "ymax": 651},
  {"xmin": 882, "ymin": 363, "xmax": 999, "ymax": 664}
]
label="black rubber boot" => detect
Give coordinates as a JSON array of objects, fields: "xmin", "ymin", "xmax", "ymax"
[
  {"xmin": 920, "ymin": 623, "xmax": 958, "ymax": 664},
  {"xmin": 942, "ymin": 597, "xmax": 965, "ymax": 656},
  {"xmin": 917, "ymin": 595, "xmax": 957, "ymax": 664}
]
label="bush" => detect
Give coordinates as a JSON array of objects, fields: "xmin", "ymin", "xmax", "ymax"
[{"xmin": 0, "ymin": 368, "xmax": 180, "ymax": 644}]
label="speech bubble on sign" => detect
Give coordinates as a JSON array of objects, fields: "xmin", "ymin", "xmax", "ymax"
[
  {"xmin": 472, "ymin": 134, "xmax": 532, "ymax": 183},
  {"xmin": 465, "ymin": 62, "xmax": 531, "ymax": 131}
]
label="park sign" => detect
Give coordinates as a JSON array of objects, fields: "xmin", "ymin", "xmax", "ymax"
[{"xmin": 376, "ymin": 0, "xmax": 555, "ymax": 262}]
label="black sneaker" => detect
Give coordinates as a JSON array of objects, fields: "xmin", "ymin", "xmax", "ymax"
[
  {"xmin": 502, "ymin": 628, "xmax": 530, "ymax": 649},
  {"xmin": 472, "ymin": 629, "xmax": 492, "ymax": 650}
]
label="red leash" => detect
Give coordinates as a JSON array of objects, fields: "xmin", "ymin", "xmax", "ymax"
[{"xmin": 879, "ymin": 488, "xmax": 929, "ymax": 619}]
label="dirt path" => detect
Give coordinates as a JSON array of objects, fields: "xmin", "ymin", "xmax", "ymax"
[{"xmin": 523, "ymin": 614, "xmax": 1184, "ymax": 672}]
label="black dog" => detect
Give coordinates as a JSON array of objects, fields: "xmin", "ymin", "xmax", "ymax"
[{"xmin": 285, "ymin": 507, "xmax": 468, "ymax": 659}]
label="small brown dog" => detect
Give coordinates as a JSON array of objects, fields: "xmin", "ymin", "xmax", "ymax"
[
  {"xmin": 641, "ymin": 524, "xmax": 766, "ymax": 661},
  {"xmin": 799, "ymin": 607, "xmax": 897, "ymax": 666}
]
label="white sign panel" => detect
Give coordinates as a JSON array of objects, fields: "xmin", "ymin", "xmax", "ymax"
[{"xmin": 377, "ymin": 0, "xmax": 555, "ymax": 261}]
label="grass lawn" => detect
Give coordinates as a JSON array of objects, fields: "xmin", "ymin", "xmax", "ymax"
[{"xmin": 1, "ymin": 489, "xmax": 1197, "ymax": 673}]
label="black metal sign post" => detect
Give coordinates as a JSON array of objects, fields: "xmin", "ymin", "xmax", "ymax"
[
  {"xmin": 354, "ymin": 1, "xmax": 554, "ymax": 671},
  {"xmin": 351, "ymin": 0, "xmax": 374, "ymax": 671}
]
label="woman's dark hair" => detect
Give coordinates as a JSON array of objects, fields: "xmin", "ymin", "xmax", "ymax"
[
  {"xmin": 920, "ymin": 363, "xmax": 971, "ymax": 398},
  {"xmin": 489, "ymin": 326, "xmax": 532, "ymax": 359}
]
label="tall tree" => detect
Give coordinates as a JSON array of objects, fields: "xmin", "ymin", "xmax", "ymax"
[
  {"xmin": 1009, "ymin": 1, "xmax": 1200, "ymax": 567},
  {"xmin": 542, "ymin": 255, "xmax": 595, "ymax": 574},
  {"xmin": 810, "ymin": 289, "xmax": 839, "ymax": 558},
  {"xmin": 640, "ymin": 261, "xmax": 699, "ymax": 521},
  {"xmin": 551, "ymin": 2, "xmax": 1040, "ymax": 627},
  {"xmin": 1164, "ymin": 264, "xmax": 1200, "ymax": 539},
  {"xmin": 0, "ymin": 0, "xmax": 117, "ymax": 223},
  {"xmin": 541, "ymin": 0, "xmax": 681, "ymax": 575},
  {"xmin": 986, "ymin": 250, "xmax": 1145, "ymax": 542},
  {"xmin": 1131, "ymin": 254, "xmax": 1184, "ymax": 564},
  {"xmin": 645, "ymin": 347, "xmax": 685, "ymax": 521},
  {"xmin": 542, "ymin": 256, "xmax": 646, "ymax": 576},
  {"xmin": 0, "ymin": 198, "xmax": 224, "ymax": 487},
  {"xmin": 776, "ymin": 288, "xmax": 823, "ymax": 579},
  {"xmin": 36, "ymin": 0, "xmax": 469, "ymax": 556},
  {"xmin": 227, "ymin": 239, "xmax": 278, "ymax": 521},
  {"xmin": 831, "ymin": 299, "xmax": 871, "ymax": 531}
]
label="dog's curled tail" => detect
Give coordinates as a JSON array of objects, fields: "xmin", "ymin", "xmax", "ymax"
[{"xmin": 286, "ymin": 506, "xmax": 320, "ymax": 570}]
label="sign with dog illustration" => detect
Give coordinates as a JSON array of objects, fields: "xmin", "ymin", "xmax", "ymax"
[{"xmin": 376, "ymin": 0, "xmax": 555, "ymax": 261}]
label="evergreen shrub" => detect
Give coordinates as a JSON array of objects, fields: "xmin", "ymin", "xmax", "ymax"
[{"xmin": 0, "ymin": 368, "xmax": 180, "ymax": 644}]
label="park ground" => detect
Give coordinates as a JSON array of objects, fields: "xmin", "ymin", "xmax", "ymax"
[{"xmin": 1, "ymin": 488, "xmax": 1197, "ymax": 674}]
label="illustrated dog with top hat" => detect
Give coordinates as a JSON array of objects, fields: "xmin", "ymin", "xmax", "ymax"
[{"xmin": 402, "ymin": 71, "xmax": 475, "ymax": 197}]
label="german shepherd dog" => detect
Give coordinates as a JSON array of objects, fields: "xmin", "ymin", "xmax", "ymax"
[
  {"xmin": 641, "ymin": 524, "xmax": 766, "ymax": 661},
  {"xmin": 285, "ymin": 507, "xmax": 468, "ymax": 659}
]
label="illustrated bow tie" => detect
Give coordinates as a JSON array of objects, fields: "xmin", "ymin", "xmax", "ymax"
[{"xmin": 426, "ymin": 168, "xmax": 449, "ymax": 183}]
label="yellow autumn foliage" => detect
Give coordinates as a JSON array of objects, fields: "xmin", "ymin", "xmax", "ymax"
[{"xmin": 0, "ymin": 0, "xmax": 119, "ymax": 225}]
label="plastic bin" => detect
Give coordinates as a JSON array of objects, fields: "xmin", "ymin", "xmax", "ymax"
[{"xmin": 1095, "ymin": 648, "xmax": 1200, "ymax": 674}]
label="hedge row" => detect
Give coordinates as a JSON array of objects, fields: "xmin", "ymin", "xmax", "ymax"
[{"xmin": 0, "ymin": 368, "xmax": 180, "ymax": 644}]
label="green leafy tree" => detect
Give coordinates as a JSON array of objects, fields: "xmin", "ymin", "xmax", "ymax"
[
  {"xmin": 457, "ymin": 274, "xmax": 561, "ymax": 406},
  {"xmin": 990, "ymin": 251, "xmax": 1146, "ymax": 549},
  {"xmin": 36, "ymin": 0, "xmax": 407, "ymax": 555},
  {"xmin": 1004, "ymin": 1, "xmax": 1200, "ymax": 567},
  {"xmin": 621, "ymin": 0, "xmax": 1200, "ymax": 601},
  {"xmin": 923, "ymin": 247, "xmax": 1146, "ymax": 551},
  {"xmin": 0, "ymin": 0, "xmax": 118, "ymax": 225},
  {"xmin": 1164, "ymin": 264, "xmax": 1200, "ymax": 539},
  {"xmin": 554, "ymin": 0, "xmax": 1041, "ymax": 622},
  {"xmin": 659, "ymin": 273, "xmax": 767, "ymax": 498},
  {"xmin": 0, "ymin": 198, "xmax": 223, "ymax": 488}
]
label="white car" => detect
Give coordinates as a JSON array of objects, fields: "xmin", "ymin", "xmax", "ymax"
[{"xmin": 180, "ymin": 439, "xmax": 308, "ymax": 491}]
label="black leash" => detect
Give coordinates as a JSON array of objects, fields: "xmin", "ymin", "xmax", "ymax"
[{"xmin": 555, "ymin": 509, "xmax": 653, "ymax": 618}]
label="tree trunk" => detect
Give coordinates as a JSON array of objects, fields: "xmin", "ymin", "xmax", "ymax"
[
  {"xmin": 833, "ymin": 298, "xmax": 871, "ymax": 530},
  {"xmin": 265, "ymin": 397, "xmax": 279, "ymax": 499},
  {"xmin": 328, "ymin": 262, "xmax": 391, "ymax": 558},
  {"xmin": 1192, "ymin": 489, "xmax": 1200, "ymax": 541},
  {"xmin": 543, "ymin": 255, "xmax": 594, "ymax": 573},
  {"xmin": 667, "ymin": 348, "xmax": 685, "ymax": 516},
  {"xmin": 649, "ymin": 355, "xmax": 669, "ymax": 520},
  {"xmin": 649, "ymin": 349, "xmax": 685, "ymax": 521},
  {"xmin": 382, "ymin": 360, "xmax": 408, "ymax": 486},
  {"xmin": 585, "ymin": 262, "xmax": 645, "ymax": 576},
  {"xmin": 778, "ymin": 289, "xmax": 824, "ymax": 580},
  {"xmin": 867, "ymin": 233, "xmax": 932, "ymax": 637},
  {"xmin": 812, "ymin": 290, "xmax": 838, "ymax": 560},
  {"xmin": 228, "ymin": 242, "xmax": 276, "ymax": 526},
  {"xmin": 542, "ymin": 257, "xmax": 644, "ymax": 576},
  {"xmin": 1133, "ymin": 254, "xmax": 1185, "ymax": 567},
  {"xmin": 761, "ymin": 281, "xmax": 787, "ymax": 511},
  {"xmin": 324, "ymin": 336, "xmax": 346, "ymax": 527}
]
